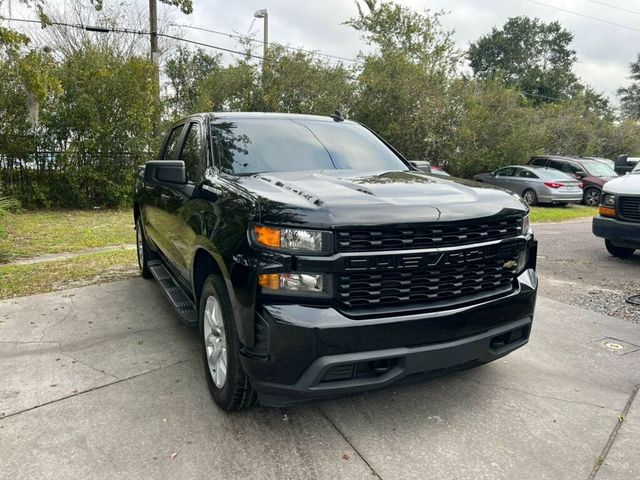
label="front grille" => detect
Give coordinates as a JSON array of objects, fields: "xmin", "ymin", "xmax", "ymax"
[
  {"xmin": 619, "ymin": 196, "xmax": 640, "ymax": 222},
  {"xmin": 336, "ymin": 256, "xmax": 518, "ymax": 309},
  {"xmin": 335, "ymin": 214, "xmax": 523, "ymax": 252}
]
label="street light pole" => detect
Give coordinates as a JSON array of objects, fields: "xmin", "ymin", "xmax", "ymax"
[
  {"xmin": 254, "ymin": 9, "xmax": 268, "ymax": 71},
  {"xmin": 149, "ymin": 0, "xmax": 160, "ymax": 136}
]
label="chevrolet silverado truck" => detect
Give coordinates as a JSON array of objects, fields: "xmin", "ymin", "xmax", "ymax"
[
  {"xmin": 134, "ymin": 112, "xmax": 538, "ymax": 410},
  {"xmin": 593, "ymin": 161, "xmax": 640, "ymax": 258}
]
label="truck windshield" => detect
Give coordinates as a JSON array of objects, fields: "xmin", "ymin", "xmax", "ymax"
[{"xmin": 210, "ymin": 118, "xmax": 409, "ymax": 175}]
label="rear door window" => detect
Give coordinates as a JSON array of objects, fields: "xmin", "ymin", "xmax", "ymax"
[
  {"xmin": 495, "ymin": 167, "xmax": 516, "ymax": 177},
  {"xmin": 517, "ymin": 169, "xmax": 538, "ymax": 179},
  {"xmin": 530, "ymin": 158, "xmax": 548, "ymax": 166}
]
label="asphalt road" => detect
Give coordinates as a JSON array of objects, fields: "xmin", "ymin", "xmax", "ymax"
[
  {"xmin": 534, "ymin": 219, "xmax": 640, "ymax": 323},
  {"xmin": 1, "ymin": 223, "xmax": 640, "ymax": 479}
]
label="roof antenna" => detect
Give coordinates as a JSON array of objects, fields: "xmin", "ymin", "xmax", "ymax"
[{"xmin": 330, "ymin": 110, "xmax": 344, "ymax": 122}]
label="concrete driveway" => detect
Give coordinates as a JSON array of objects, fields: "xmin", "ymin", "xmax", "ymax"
[{"xmin": 2, "ymin": 268, "xmax": 640, "ymax": 478}]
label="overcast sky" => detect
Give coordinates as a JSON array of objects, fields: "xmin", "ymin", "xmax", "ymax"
[
  {"xmin": 6, "ymin": 0, "xmax": 640, "ymax": 106},
  {"xmin": 163, "ymin": 0, "xmax": 640, "ymax": 107}
]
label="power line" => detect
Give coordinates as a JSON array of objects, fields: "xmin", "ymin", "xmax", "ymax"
[
  {"xmin": 523, "ymin": 0, "xmax": 640, "ymax": 32},
  {"xmin": 5, "ymin": 17, "xmax": 263, "ymax": 59},
  {"xmin": 172, "ymin": 23, "xmax": 361, "ymax": 63},
  {"xmin": 586, "ymin": 0, "xmax": 640, "ymax": 17}
]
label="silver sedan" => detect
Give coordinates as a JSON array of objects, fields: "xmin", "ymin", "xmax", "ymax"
[{"xmin": 473, "ymin": 165, "xmax": 583, "ymax": 206}]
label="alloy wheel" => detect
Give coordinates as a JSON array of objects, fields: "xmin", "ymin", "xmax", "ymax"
[
  {"xmin": 203, "ymin": 295, "xmax": 228, "ymax": 388},
  {"xmin": 585, "ymin": 190, "xmax": 600, "ymax": 207},
  {"xmin": 136, "ymin": 222, "xmax": 144, "ymax": 269}
]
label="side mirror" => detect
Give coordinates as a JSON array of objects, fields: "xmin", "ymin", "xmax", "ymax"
[
  {"xmin": 574, "ymin": 170, "xmax": 587, "ymax": 179},
  {"xmin": 490, "ymin": 171, "xmax": 497, "ymax": 176},
  {"xmin": 410, "ymin": 160, "xmax": 432, "ymax": 173},
  {"xmin": 145, "ymin": 160, "xmax": 186, "ymax": 186}
]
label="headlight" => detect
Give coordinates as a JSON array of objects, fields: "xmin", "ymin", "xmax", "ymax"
[
  {"xmin": 251, "ymin": 224, "xmax": 331, "ymax": 254},
  {"xmin": 521, "ymin": 213, "xmax": 531, "ymax": 235},
  {"xmin": 599, "ymin": 193, "xmax": 616, "ymax": 218},
  {"xmin": 258, "ymin": 272, "xmax": 329, "ymax": 297},
  {"xmin": 602, "ymin": 193, "xmax": 615, "ymax": 207}
]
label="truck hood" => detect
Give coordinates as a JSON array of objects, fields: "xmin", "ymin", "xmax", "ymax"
[
  {"xmin": 603, "ymin": 173, "xmax": 640, "ymax": 194},
  {"xmin": 229, "ymin": 170, "xmax": 527, "ymax": 228}
]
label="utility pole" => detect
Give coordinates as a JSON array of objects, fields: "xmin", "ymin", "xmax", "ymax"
[
  {"xmin": 149, "ymin": 0, "xmax": 161, "ymax": 136},
  {"xmin": 254, "ymin": 9, "xmax": 268, "ymax": 72}
]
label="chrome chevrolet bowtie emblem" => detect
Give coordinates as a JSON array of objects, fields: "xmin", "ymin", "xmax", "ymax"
[{"xmin": 503, "ymin": 260, "xmax": 518, "ymax": 269}]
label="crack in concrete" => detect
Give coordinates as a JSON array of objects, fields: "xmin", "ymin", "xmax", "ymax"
[
  {"xmin": 0, "ymin": 356, "xmax": 197, "ymax": 420},
  {"xmin": 458, "ymin": 376, "xmax": 614, "ymax": 411},
  {"xmin": 39, "ymin": 293, "xmax": 79, "ymax": 343},
  {"xmin": 316, "ymin": 405, "xmax": 383, "ymax": 480},
  {"xmin": 59, "ymin": 351, "xmax": 119, "ymax": 381},
  {"xmin": 589, "ymin": 384, "xmax": 640, "ymax": 479}
]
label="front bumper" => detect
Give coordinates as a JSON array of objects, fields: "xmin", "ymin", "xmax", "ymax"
[
  {"xmin": 593, "ymin": 215, "xmax": 640, "ymax": 249},
  {"xmin": 242, "ymin": 268, "xmax": 537, "ymax": 406}
]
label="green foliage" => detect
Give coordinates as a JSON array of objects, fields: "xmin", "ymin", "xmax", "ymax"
[
  {"xmin": 618, "ymin": 54, "xmax": 640, "ymax": 119},
  {"xmin": 444, "ymin": 80, "xmax": 540, "ymax": 177},
  {"xmin": 468, "ymin": 16, "xmax": 579, "ymax": 104},
  {"xmin": 347, "ymin": 0, "xmax": 460, "ymax": 161}
]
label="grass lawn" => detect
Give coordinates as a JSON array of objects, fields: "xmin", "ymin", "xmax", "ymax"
[
  {"xmin": 529, "ymin": 204, "xmax": 597, "ymax": 223},
  {"xmin": 0, "ymin": 209, "xmax": 133, "ymax": 263},
  {"xmin": 0, "ymin": 249, "xmax": 138, "ymax": 299}
]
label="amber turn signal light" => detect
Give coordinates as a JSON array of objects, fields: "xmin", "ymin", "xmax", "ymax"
[
  {"xmin": 254, "ymin": 225, "xmax": 281, "ymax": 249},
  {"xmin": 258, "ymin": 274, "xmax": 280, "ymax": 289},
  {"xmin": 599, "ymin": 206, "xmax": 616, "ymax": 218}
]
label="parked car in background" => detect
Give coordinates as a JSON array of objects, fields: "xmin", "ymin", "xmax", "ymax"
[
  {"xmin": 430, "ymin": 166, "xmax": 451, "ymax": 177},
  {"xmin": 473, "ymin": 165, "xmax": 583, "ymax": 206},
  {"xmin": 527, "ymin": 156, "xmax": 617, "ymax": 206},
  {"xmin": 614, "ymin": 155, "xmax": 640, "ymax": 176},
  {"xmin": 593, "ymin": 161, "xmax": 640, "ymax": 258}
]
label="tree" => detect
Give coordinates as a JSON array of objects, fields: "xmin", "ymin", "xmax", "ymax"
[
  {"xmin": 165, "ymin": 46, "xmax": 222, "ymax": 118},
  {"xmin": 468, "ymin": 16, "xmax": 578, "ymax": 104},
  {"xmin": 444, "ymin": 80, "xmax": 541, "ymax": 177},
  {"xmin": 347, "ymin": 0, "xmax": 461, "ymax": 161},
  {"xmin": 618, "ymin": 54, "xmax": 640, "ymax": 118}
]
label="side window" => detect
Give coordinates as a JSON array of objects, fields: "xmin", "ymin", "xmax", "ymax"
[
  {"xmin": 162, "ymin": 125, "xmax": 183, "ymax": 160},
  {"xmin": 496, "ymin": 167, "xmax": 516, "ymax": 177},
  {"xmin": 179, "ymin": 122, "xmax": 203, "ymax": 182},
  {"xmin": 517, "ymin": 169, "xmax": 538, "ymax": 179},
  {"xmin": 531, "ymin": 158, "xmax": 547, "ymax": 166},
  {"xmin": 563, "ymin": 162, "xmax": 580, "ymax": 174},
  {"xmin": 548, "ymin": 160, "xmax": 565, "ymax": 171}
]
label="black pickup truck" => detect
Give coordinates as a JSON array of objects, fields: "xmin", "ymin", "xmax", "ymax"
[{"xmin": 134, "ymin": 112, "xmax": 538, "ymax": 410}]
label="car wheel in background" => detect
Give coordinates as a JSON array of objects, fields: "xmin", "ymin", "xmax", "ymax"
[
  {"xmin": 135, "ymin": 217, "xmax": 154, "ymax": 279},
  {"xmin": 200, "ymin": 275, "xmax": 257, "ymax": 411},
  {"xmin": 522, "ymin": 189, "xmax": 538, "ymax": 206},
  {"xmin": 605, "ymin": 240, "xmax": 635, "ymax": 258},
  {"xmin": 583, "ymin": 188, "xmax": 600, "ymax": 207}
]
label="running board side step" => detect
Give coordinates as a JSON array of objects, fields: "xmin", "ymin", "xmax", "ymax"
[{"xmin": 148, "ymin": 260, "xmax": 198, "ymax": 327}]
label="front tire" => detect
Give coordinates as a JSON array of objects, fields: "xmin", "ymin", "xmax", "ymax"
[
  {"xmin": 583, "ymin": 188, "xmax": 600, "ymax": 207},
  {"xmin": 135, "ymin": 217, "xmax": 154, "ymax": 279},
  {"xmin": 605, "ymin": 240, "xmax": 635, "ymax": 258},
  {"xmin": 200, "ymin": 275, "xmax": 256, "ymax": 411},
  {"xmin": 522, "ymin": 189, "xmax": 538, "ymax": 206}
]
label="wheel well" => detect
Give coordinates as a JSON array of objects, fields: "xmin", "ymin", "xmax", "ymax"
[{"xmin": 192, "ymin": 249, "xmax": 223, "ymax": 304}]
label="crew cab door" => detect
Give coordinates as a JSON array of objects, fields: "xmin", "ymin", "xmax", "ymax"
[
  {"xmin": 151, "ymin": 120, "xmax": 207, "ymax": 283},
  {"xmin": 143, "ymin": 123, "xmax": 185, "ymax": 258}
]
